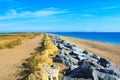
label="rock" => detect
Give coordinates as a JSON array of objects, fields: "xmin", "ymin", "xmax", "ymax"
[
  {"xmin": 112, "ymin": 66, "xmax": 120, "ymax": 77},
  {"xmin": 53, "ymin": 58, "xmax": 63, "ymax": 63},
  {"xmin": 57, "ymin": 43, "xmax": 64, "ymax": 50},
  {"xmin": 82, "ymin": 50, "xmax": 89, "ymax": 55},
  {"xmin": 56, "ymin": 54, "xmax": 65, "ymax": 63},
  {"xmin": 97, "ymin": 69, "xmax": 120, "ymax": 78},
  {"xmin": 72, "ymin": 46, "xmax": 82, "ymax": 52},
  {"xmin": 68, "ymin": 55, "xmax": 79, "ymax": 65},
  {"xmin": 66, "ymin": 63, "xmax": 94, "ymax": 79},
  {"xmin": 94, "ymin": 69, "xmax": 120, "ymax": 80},
  {"xmin": 53, "ymin": 41, "xmax": 59, "ymax": 47},
  {"xmin": 56, "ymin": 38, "xmax": 64, "ymax": 43},
  {"xmin": 97, "ymin": 58, "xmax": 110, "ymax": 68},
  {"xmin": 78, "ymin": 55, "xmax": 86, "ymax": 60},
  {"xmin": 62, "ymin": 40, "xmax": 66, "ymax": 43},
  {"xmin": 65, "ymin": 65, "xmax": 79, "ymax": 75},
  {"xmin": 91, "ymin": 54, "xmax": 100, "ymax": 60},
  {"xmin": 62, "ymin": 77, "xmax": 92, "ymax": 80},
  {"xmin": 60, "ymin": 49, "xmax": 71, "ymax": 54},
  {"xmin": 64, "ymin": 43, "xmax": 72, "ymax": 49},
  {"xmin": 92, "ymin": 69, "xmax": 99, "ymax": 80},
  {"xmin": 69, "ymin": 51, "xmax": 79, "ymax": 56},
  {"xmin": 69, "ymin": 51, "xmax": 86, "ymax": 60}
]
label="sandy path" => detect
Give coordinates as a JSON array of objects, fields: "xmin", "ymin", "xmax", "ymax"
[
  {"xmin": 0, "ymin": 36, "xmax": 43, "ymax": 80},
  {"xmin": 61, "ymin": 36, "xmax": 120, "ymax": 66}
]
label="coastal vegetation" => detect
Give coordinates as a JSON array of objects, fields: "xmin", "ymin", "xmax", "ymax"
[
  {"xmin": 0, "ymin": 33, "xmax": 40, "ymax": 49},
  {"xmin": 21, "ymin": 34, "xmax": 59, "ymax": 80}
]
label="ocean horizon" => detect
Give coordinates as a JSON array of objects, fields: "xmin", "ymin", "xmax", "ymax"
[
  {"xmin": 50, "ymin": 32, "xmax": 120, "ymax": 46},
  {"xmin": 1, "ymin": 32, "xmax": 120, "ymax": 45}
]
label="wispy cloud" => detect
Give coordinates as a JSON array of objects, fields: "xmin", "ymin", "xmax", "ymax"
[
  {"xmin": 81, "ymin": 5, "xmax": 120, "ymax": 13},
  {"xmin": 81, "ymin": 14, "xmax": 94, "ymax": 17},
  {"xmin": 0, "ymin": 7, "xmax": 67, "ymax": 31},
  {"xmin": 0, "ymin": 7, "xmax": 67, "ymax": 20},
  {"xmin": 100, "ymin": 6, "xmax": 120, "ymax": 10}
]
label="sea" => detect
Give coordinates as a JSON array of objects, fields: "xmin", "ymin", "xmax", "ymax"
[{"xmin": 50, "ymin": 32, "xmax": 120, "ymax": 45}]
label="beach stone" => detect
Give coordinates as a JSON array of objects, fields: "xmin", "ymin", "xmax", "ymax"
[
  {"xmin": 66, "ymin": 63, "xmax": 94, "ymax": 79},
  {"xmin": 62, "ymin": 77, "xmax": 92, "ymax": 80},
  {"xmin": 97, "ymin": 69, "xmax": 120, "ymax": 78},
  {"xmin": 65, "ymin": 65, "xmax": 79, "ymax": 75},
  {"xmin": 92, "ymin": 69, "xmax": 99, "ymax": 80},
  {"xmin": 57, "ymin": 54, "xmax": 66, "ymax": 62},
  {"xmin": 94, "ymin": 69, "xmax": 120, "ymax": 80},
  {"xmin": 78, "ymin": 55, "xmax": 86, "ymax": 60},
  {"xmin": 64, "ymin": 43, "xmax": 72, "ymax": 49},
  {"xmin": 54, "ymin": 41, "xmax": 59, "ymax": 47},
  {"xmin": 73, "ymin": 51, "xmax": 85, "ymax": 56},
  {"xmin": 112, "ymin": 67, "xmax": 120, "ymax": 77},
  {"xmin": 57, "ymin": 43, "xmax": 64, "ymax": 50},
  {"xmin": 72, "ymin": 46, "xmax": 82, "ymax": 52},
  {"xmin": 57, "ymin": 39, "xmax": 64, "ymax": 43},
  {"xmin": 55, "ymin": 38, "xmax": 61, "ymax": 43},
  {"xmin": 61, "ymin": 48, "xmax": 71, "ymax": 54},
  {"xmin": 68, "ymin": 56, "xmax": 79, "ymax": 65},
  {"xmin": 69, "ymin": 51, "xmax": 79, "ymax": 56},
  {"xmin": 69, "ymin": 51, "xmax": 86, "ymax": 60},
  {"xmin": 53, "ymin": 58, "xmax": 63, "ymax": 63},
  {"xmin": 97, "ymin": 58, "xmax": 110, "ymax": 68},
  {"xmin": 72, "ymin": 56, "xmax": 81, "ymax": 60},
  {"xmin": 63, "ymin": 40, "xmax": 69, "ymax": 44},
  {"xmin": 53, "ymin": 35, "xmax": 59, "ymax": 39},
  {"xmin": 91, "ymin": 54, "xmax": 100, "ymax": 60},
  {"xmin": 60, "ymin": 40, "xmax": 64, "ymax": 43},
  {"xmin": 82, "ymin": 50, "xmax": 89, "ymax": 55}
]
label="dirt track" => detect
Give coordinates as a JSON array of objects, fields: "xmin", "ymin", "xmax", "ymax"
[{"xmin": 0, "ymin": 36, "xmax": 42, "ymax": 80}]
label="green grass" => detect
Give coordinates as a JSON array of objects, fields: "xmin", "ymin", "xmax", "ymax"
[{"xmin": 0, "ymin": 46, "xmax": 5, "ymax": 49}]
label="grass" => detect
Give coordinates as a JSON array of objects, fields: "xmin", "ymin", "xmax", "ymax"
[
  {"xmin": 0, "ymin": 33, "xmax": 40, "ymax": 49},
  {"xmin": 20, "ymin": 34, "xmax": 59, "ymax": 80},
  {"xmin": 53, "ymin": 62, "xmax": 67, "ymax": 79},
  {"xmin": 0, "ymin": 46, "xmax": 5, "ymax": 49}
]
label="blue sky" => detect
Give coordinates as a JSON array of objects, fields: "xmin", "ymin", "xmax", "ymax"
[{"xmin": 0, "ymin": 0, "xmax": 120, "ymax": 32}]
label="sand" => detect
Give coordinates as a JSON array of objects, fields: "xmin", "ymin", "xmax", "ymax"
[
  {"xmin": 61, "ymin": 36, "xmax": 120, "ymax": 66},
  {"xmin": 0, "ymin": 36, "xmax": 43, "ymax": 80}
]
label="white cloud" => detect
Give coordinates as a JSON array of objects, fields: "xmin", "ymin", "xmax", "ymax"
[
  {"xmin": 0, "ymin": 7, "xmax": 67, "ymax": 31},
  {"xmin": 0, "ymin": 7, "xmax": 67, "ymax": 20}
]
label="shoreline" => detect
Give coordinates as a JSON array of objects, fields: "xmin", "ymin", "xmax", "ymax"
[
  {"xmin": 56, "ymin": 34, "xmax": 120, "ymax": 46},
  {"xmin": 61, "ymin": 36, "xmax": 120, "ymax": 66}
]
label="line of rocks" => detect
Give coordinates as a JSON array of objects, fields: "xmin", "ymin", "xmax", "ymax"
[{"xmin": 52, "ymin": 35, "xmax": 120, "ymax": 80}]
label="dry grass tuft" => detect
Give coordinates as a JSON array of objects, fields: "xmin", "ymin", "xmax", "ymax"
[
  {"xmin": 23, "ymin": 34, "xmax": 59, "ymax": 80},
  {"xmin": 54, "ymin": 62, "xmax": 67, "ymax": 79},
  {"xmin": 0, "ymin": 33, "xmax": 40, "ymax": 49}
]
